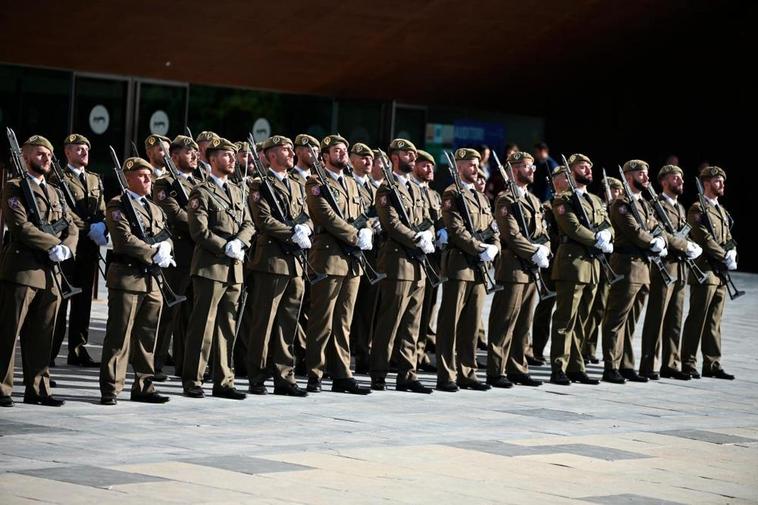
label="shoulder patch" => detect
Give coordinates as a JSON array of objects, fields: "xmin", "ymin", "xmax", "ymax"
[
  {"xmin": 500, "ymin": 205, "xmax": 508, "ymax": 217},
  {"xmin": 251, "ymin": 191, "xmax": 260, "ymax": 202},
  {"xmin": 111, "ymin": 209, "xmax": 123, "ymax": 221},
  {"xmin": 8, "ymin": 196, "xmax": 20, "ymax": 210},
  {"xmin": 190, "ymin": 198, "xmax": 200, "ymax": 210},
  {"xmin": 556, "ymin": 204, "xmax": 565, "ymax": 215},
  {"xmin": 619, "ymin": 204, "xmax": 627, "ymax": 215},
  {"xmin": 311, "ymin": 185, "xmax": 321, "ymax": 197},
  {"xmin": 443, "ymin": 198, "xmax": 452, "ymax": 209},
  {"xmin": 379, "ymin": 195, "xmax": 388, "ymax": 207},
  {"xmin": 157, "ymin": 190, "xmax": 167, "ymax": 201}
]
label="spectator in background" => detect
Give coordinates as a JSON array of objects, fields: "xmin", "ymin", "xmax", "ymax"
[
  {"xmin": 665, "ymin": 154, "xmax": 680, "ymax": 166},
  {"xmin": 485, "ymin": 143, "xmax": 520, "ymax": 202},
  {"xmin": 533, "ymin": 142, "xmax": 559, "ymax": 202}
]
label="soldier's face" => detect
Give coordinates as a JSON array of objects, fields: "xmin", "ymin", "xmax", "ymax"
[
  {"xmin": 610, "ymin": 187, "xmax": 623, "ymax": 200},
  {"xmin": 371, "ymin": 157, "xmax": 384, "ymax": 181},
  {"xmin": 662, "ymin": 173, "xmax": 683, "ymax": 195},
  {"xmin": 295, "ymin": 146, "xmax": 315, "ymax": 168},
  {"xmin": 350, "ymin": 154, "xmax": 372, "ymax": 176},
  {"xmin": 457, "ymin": 159, "xmax": 479, "ymax": 184},
  {"xmin": 553, "ymin": 174, "xmax": 568, "ymax": 193},
  {"xmin": 173, "ymin": 147, "xmax": 198, "ymax": 172},
  {"xmin": 198, "ymin": 141, "xmax": 209, "ymax": 159},
  {"xmin": 64, "ymin": 143, "xmax": 89, "ymax": 168},
  {"xmin": 572, "ymin": 162, "xmax": 592, "ymax": 185},
  {"xmin": 268, "ymin": 145, "xmax": 295, "ymax": 172},
  {"xmin": 631, "ymin": 168, "xmax": 649, "ymax": 191},
  {"xmin": 395, "ymin": 150, "xmax": 417, "ymax": 174},
  {"xmin": 414, "ymin": 160, "xmax": 434, "ymax": 182},
  {"xmin": 147, "ymin": 142, "xmax": 168, "ymax": 166},
  {"xmin": 513, "ymin": 160, "xmax": 535, "ymax": 185},
  {"xmin": 706, "ymin": 176, "xmax": 725, "ymax": 197},
  {"xmin": 24, "ymin": 146, "xmax": 52, "ymax": 175},
  {"xmin": 211, "ymin": 149, "xmax": 235, "ymax": 176},
  {"xmin": 326, "ymin": 143, "xmax": 348, "ymax": 169},
  {"xmin": 127, "ymin": 169, "xmax": 152, "ymax": 196},
  {"xmin": 475, "ymin": 176, "xmax": 486, "ymax": 192}
]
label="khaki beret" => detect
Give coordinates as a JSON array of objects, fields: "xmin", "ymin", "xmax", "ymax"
[
  {"xmin": 416, "ymin": 149, "xmax": 435, "ymax": 165},
  {"xmin": 145, "ymin": 134, "xmax": 170, "ymax": 149},
  {"xmin": 350, "ymin": 142, "xmax": 374, "ymax": 157},
  {"xmin": 196, "ymin": 131, "xmax": 219, "ymax": 143},
  {"xmin": 234, "ymin": 141, "xmax": 251, "ymax": 153},
  {"xmin": 454, "ymin": 148, "xmax": 481, "ymax": 161},
  {"xmin": 261, "ymin": 135, "xmax": 293, "ymax": 151},
  {"xmin": 206, "ymin": 137, "xmax": 238, "ymax": 154},
  {"xmin": 388, "ymin": 138, "xmax": 417, "ymax": 153},
  {"xmin": 657, "ymin": 164, "xmax": 683, "ymax": 180},
  {"xmin": 321, "ymin": 134, "xmax": 349, "ymax": 150},
  {"xmin": 551, "ymin": 165, "xmax": 568, "ymax": 177},
  {"xmin": 568, "ymin": 153, "xmax": 592, "ymax": 167},
  {"xmin": 122, "ymin": 157, "xmax": 152, "ymax": 172},
  {"xmin": 294, "ymin": 134, "xmax": 319, "ymax": 149},
  {"xmin": 63, "ymin": 133, "xmax": 91, "ymax": 148},
  {"xmin": 605, "ymin": 176, "xmax": 623, "ymax": 190},
  {"xmin": 699, "ymin": 165, "xmax": 726, "ymax": 180},
  {"xmin": 508, "ymin": 151, "xmax": 534, "ymax": 164},
  {"xmin": 23, "ymin": 135, "xmax": 54, "ymax": 152},
  {"xmin": 622, "ymin": 159, "xmax": 649, "ymax": 173},
  {"xmin": 171, "ymin": 135, "xmax": 199, "ymax": 151}
]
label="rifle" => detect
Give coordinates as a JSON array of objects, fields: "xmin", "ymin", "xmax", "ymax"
[
  {"xmin": 376, "ymin": 150, "xmax": 445, "ymax": 288},
  {"xmin": 616, "ymin": 165, "xmax": 673, "ymax": 286},
  {"xmin": 694, "ymin": 178, "xmax": 745, "ymax": 299},
  {"xmin": 248, "ymin": 134, "xmax": 326, "ymax": 285},
  {"xmin": 307, "ymin": 144, "xmax": 386, "ymax": 285},
  {"xmin": 161, "ymin": 151, "xmax": 190, "ymax": 207},
  {"xmin": 130, "ymin": 140, "xmax": 140, "ymax": 158},
  {"xmin": 491, "ymin": 151, "xmax": 555, "ymax": 300},
  {"xmin": 5, "ymin": 128, "xmax": 82, "ymax": 299},
  {"xmin": 185, "ymin": 126, "xmax": 193, "ymax": 139},
  {"xmin": 646, "ymin": 184, "xmax": 707, "ymax": 284},
  {"xmin": 108, "ymin": 146, "xmax": 186, "ymax": 307},
  {"xmin": 442, "ymin": 151, "xmax": 503, "ymax": 294},
  {"xmin": 560, "ymin": 154, "xmax": 623, "ymax": 285},
  {"xmin": 50, "ymin": 155, "xmax": 107, "ymax": 277},
  {"xmin": 601, "ymin": 167, "xmax": 613, "ymax": 208}
]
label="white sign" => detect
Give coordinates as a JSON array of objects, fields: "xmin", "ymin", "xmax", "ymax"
[
  {"xmin": 150, "ymin": 110, "xmax": 170, "ymax": 135},
  {"xmin": 89, "ymin": 105, "xmax": 109, "ymax": 135},
  {"xmin": 252, "ymin": 118, "xmax": 271, "ymax": 142}
]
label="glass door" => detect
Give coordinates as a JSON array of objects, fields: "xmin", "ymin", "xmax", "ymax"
[{"xmin": 133, "ymin": 80, "xmax": 188, "ymax": 155}]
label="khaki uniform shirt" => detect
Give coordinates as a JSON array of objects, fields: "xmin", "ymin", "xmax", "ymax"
[
  {"xmin": 153, "ymin": 174, "xmax": 198, "ymax": 270},
  {"xmin": 494, "ymin": 189, "xmax": 550, "ymax": 283},
  {"xmin": 687, "ymin": 199, "xmax": 734, "ymax": 285}
]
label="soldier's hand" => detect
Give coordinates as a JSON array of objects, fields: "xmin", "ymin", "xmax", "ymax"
[
  {"xmin": 357, "ymin": 228, "xmax": 373, "ymax": 251},
  {"xmin": 595, "ymin": 229, "xmax": 612, "ymax": 248},
  {"xmin": 479, "ymin": 244, "xmax": 498, "ymax": 262},
  {"xmin": 87, "ymin": 222, "xmax": 109, "ymax": 246},
  {"xmin": 418, "ymin": 237, "xmax": 435, "ymax": 254},
  {"xmin": 48, "ymin": 244, "xmax": 73, "ymax": 263},
  {"xmin": 724, "ymin": 249, "xmax": 738, "ymax": 270},
  {"xmin": 649, "ymin": 236, "xmax": 666, "ymax": 253},
  {"xmin": 685, "ymin": 241, "xmax": 702, "ymax": 260},
  {"xmin": 294, "ymin": 223, "xmax": 312, "ymax": 237},
  {"xmin": 292, "ymin": 230, "xmax": 312, "ymax": 250},
  {"xmin": 224, "ymin": 239, "xmax": 245, "ymax": 260},
  {"xmin": 414, "ymin": 230, "xmax": 434, "ymax": 244},
  {"xmin": 435, "ymin": 228, "xmax": 448, "ymax": 248},
  {"xmin": 531, "ymin": 244, "xmax": 550, "ymax": 269},
  {"xmin": 152, "ymin": 241, "xmax": 172, "ymax": 265}
]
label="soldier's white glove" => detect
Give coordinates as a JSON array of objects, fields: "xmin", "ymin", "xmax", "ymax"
[
  {"xmin": 294, "ymin": 223, "xmax": 311, "ymax": 237},
  {"xmin": 599, "ymin": 241, "xmax": 614, "ymax": 254},
  {"xmin": 436, "ymin": 228, "xmax": 448, "ymax": 248},
  {"xmin": 658, "ymin": 246, "xmax": 668, "ymax": 258},
  {"xmin": 415, "ymin": 229, "xmax": 434, "ymax": 244},
  {"xmin": 685, "ymin": 241, "xmax": 703, "ymax": 259},
  {"xmin": 595, "ymin": 229, "xmax": 612, "ymax": 245},
  {"xmin": 649, "ymin": 236, "xmax": 666, "ymax": 253},
  {"xmin": 224, "ymin": 238, "xmax": 245, "ymax": 261},
  {"xmin": 417, "ymin": 237, "xmax": 435, "ymax": 254},
  {"xmin": 292, "ymin": 231, "xmax": 312, "ymax": 250},
  {"xmin": 48, "ymin": 244, "xmax": 72, "ymax": 263},
  {"xmin": 479, "ymin": 243, "xmax": 498, "ymax": 262},
  {"xmin": 87, "ymin": 222, "xmax": 109, "ymax": 246},
  {"xmin": 157, "ymin": 256, "xmax": 176, "ymax": 268},
  {"xmin": 151, "ymin": 241, "xmax": 173, "ymax": 266},
  {"xmin": 531, "ymin": 244, "xmax": 550, "ymax": 269},
  {"xmin": 724, "ymin": 249, "xmax": 738, "ymax": 270},
  {"xmin": 357, "ymin": 228, "xmax": 373, "ymax": 250}
]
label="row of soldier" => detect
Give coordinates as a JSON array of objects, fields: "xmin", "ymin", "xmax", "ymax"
[{"xmin": 0, "ymin": 129, "xmax": 739, "ymax": 407}]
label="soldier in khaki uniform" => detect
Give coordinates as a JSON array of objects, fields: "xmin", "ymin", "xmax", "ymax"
[
  {"xmin": 370, "ymin": 139, "xmax": 434, "ymax": 394},
  {"xmin": 348, "ymin": 142, "xmax": 379, "ymax": 373},
  {"xmin": 182, "ymin": 138, "xmax": 254, "ymax": 399},
  {"xmin": 549, "ymin": 153, "xmax": 611, "ymax": 386},
  {"xmin": 412, "ymin": 149, "xmax": 443, "ymax": 372},
  {"xmin": 436, "ymin": 148, "xmax": 500, "ymax": 392},
  {"xmin": 639, "ymin": 165, "xmax": 702, "ymax": 380},
  {"xmin": 601, "ymin": 160, "xmax": 672, "ymax": 383},
  {"xmin": 50, "ymin": 133, "xmax": 107, "ymax": 368},
  {"xmin": 99, "ymin": 157, "xmax": 174, "ymax": 405},
  {"xmin": 246, "ymin": 135, "xmax": 310, "ymax": 397},
  {"xmin": 194, "ymin": 131, "xmax": 219, "ymax": 182},
  {"xmin": 681, "ymin": 166, "xmax": 737, "ymax": 380},
  {"xmin": 305, "ymin": 134, "xmax": 373, "ymax": 394},
  {"xmin": 144, "ymin": 134, "xmax": 170, "ymax": 181},
  {"xmin": 487, "ymin": 152, "xmax": 548, "ymax": 388},
  {"xmin": 582, "ymin": 176, "xmax": 623, "ymax": 363},
  {"xmin": 152, "ymin": 135, "xmax": 201, "ymax": 378},
  {"xmin": 530, "ymin": 165, "xmax": 569, "ymax": 362},
  {"xmin": 0, "ymin": 135, "xmax": 78, "ymax": 407}
]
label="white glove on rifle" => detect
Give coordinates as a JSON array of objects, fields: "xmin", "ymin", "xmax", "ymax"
[
  {"xmin": 294, "ymin": 223, "xmax": 312, "ymax": 237},
  {"xmin": 724, "ymin": 249, "xmax": 738, "ymax": 271},
  {"xmin": 649, "ymin": 236, "xmax": 666, "ymax": 253},
  {"xmin": 479, "ymin": 243, "xmax": 498, "ymax": 263},
  {"xmin": 436, "ymin": 228, "xmax": 448, "ymax": 248},
  {"xmin": 48, "ymin": 244, "xmax": 72, "ymax": 263},
  {"xmin": 417, "ymin": 237, "xmax": 435, "ymax": 254},
  {"xmin": 531, "ymin": 244, "xmax": 550, "ymax": 269},
  {"xmin": 595, "ymin": 229, "xmax": 612, "ymax": 245},
  {"xmin": 151, "ymin": 240, "xmax": 173, "ymax": 266},
  {"xmin": 357, "ymin": 228, "xmax": 373, "ymax": 251},
  {"xmin": 415, "ymin": 229, "xmax": 434, "ymax": 244},
  {"xmin": 224, "ymin": 238, "xmax": 245, "ymax": 261},
  {"xmin": 685, "ymin": 241, "xmax": 702, "ymax": 260},
  {"xmin": 292, "ymin": 231, "xmax": 312, "ymax": 250},
  {"xmin": 87, "ymin": 221, "xmax": 108, "ymax": 246}
]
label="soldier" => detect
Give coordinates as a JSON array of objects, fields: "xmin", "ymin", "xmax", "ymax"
[
  {"xmin": 152, "ymin": 135, "xmax": 201, "ymax": 379},
  {"xmin": 487, "ymin": 151, "xmax": 549, "ymax": 388},
  {"xmin": 549, "ymin": 153, "xmax": 611, "ymax": 386},
  {"xmin": 144, "ymin": 134, "xmax": 170, "ymax": 181},
  {"xmin": 50, "ymin": 133, "xmax": 107, "ymax": 368},
  {"xmin": 370, "ymin": 139, "xmax": 434, "ymax": 393},
  {"xmin": 348, "ymin": 142, "xmax": 379, "ymax": 374},
  {"xmin": 182, "ymin": 138, "xmax": 254, "ymax": 399},
  {"xmin": 413, "ymin": 149, "xmax": 443, "ymax": 372},
  {"xmin": 530, "ymin": 165, "xmax": 569, "ymax": 363},
  {"xmin": 681, "ymin": 166, "xmax": 737, "ymax": 380},
  {"xmin": 305, "ymin": 134, "xmax": 373, "ymax": 394},
  {"xmin": 0, "ymin": 135, "xmax": 78, "ymax": 407},
  {"xmin": 371, "ymin": 150, "xmax": 385, "ymax": 187},
  {"xmin": 245, "ymin": 135, "xmax": 310, "ymax": 396},
  {"xmin": 639, "ymin": 165, "xmax": 702, "ymax": 380},
  {"xmin": 582, "ymin": 176, "xmax": 623, "ymax": 363},
  {"xmin": 436, "ymin": 148, "xmax": 500, "ymax": 392},
  {"xmin": 99, "ymin": 156, "xmax": 174, "ymax": 405},
  {"xmin": 601, "ymin": 159, "xmax": 670, "ymax": 384},
  {"xmin": 194, "ymin": 131, "xmax": 219, "ymax": 181}
]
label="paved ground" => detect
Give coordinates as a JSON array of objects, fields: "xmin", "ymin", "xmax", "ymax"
[{"xmin": 2, "ymin": 272, "xmax": 757, "ymax": 504}]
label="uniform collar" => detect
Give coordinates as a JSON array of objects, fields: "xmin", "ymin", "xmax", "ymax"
[
  {"xmin": 326, "ymin": 169, "xmax": 344, "ymax": 183},
  {"xmin": 661, "ymin": 191, "xmax": 678, "ymax": 203},
  {"xmin": 151, "ymin": 165, "xmax": 165, "ymax": 178},
  {"xmin": 706, "ymin": 195, "xmax": 719, "ymax": 206},
  {"xmin": 126, "ymin": 189, "xmax": 148, "ymax": 204},
  {"xmin": 354, "ymin": 173, "xmax": 368, "ymax": 186},
  {"xmin": 209, "ymin": 173, "xmax": 228, "ymax": 189},
  {"xmin": 394, "ymin": 172, "xmax": 409, "ymax": 186},
  {"xmin": 27, "ymin": 173, "xmax": 46, "ymax": 186},
  {"xmin": 67, "ymin": 164, "xmax": 85, "ymax": 177},
  {"xmin": 371, "ymin": 178, "xmax": 382, "ymax": 188},
  {"xmin": 269, "ymin": 168, "xmax": 288, "ymax": 183},
  {"xmin": 411, "ymin": 175, "xmax": 428, "ymax": 187},
  {"xmin": 293, "ymin": 165, "xmax": 311, "ymax": 179}
]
